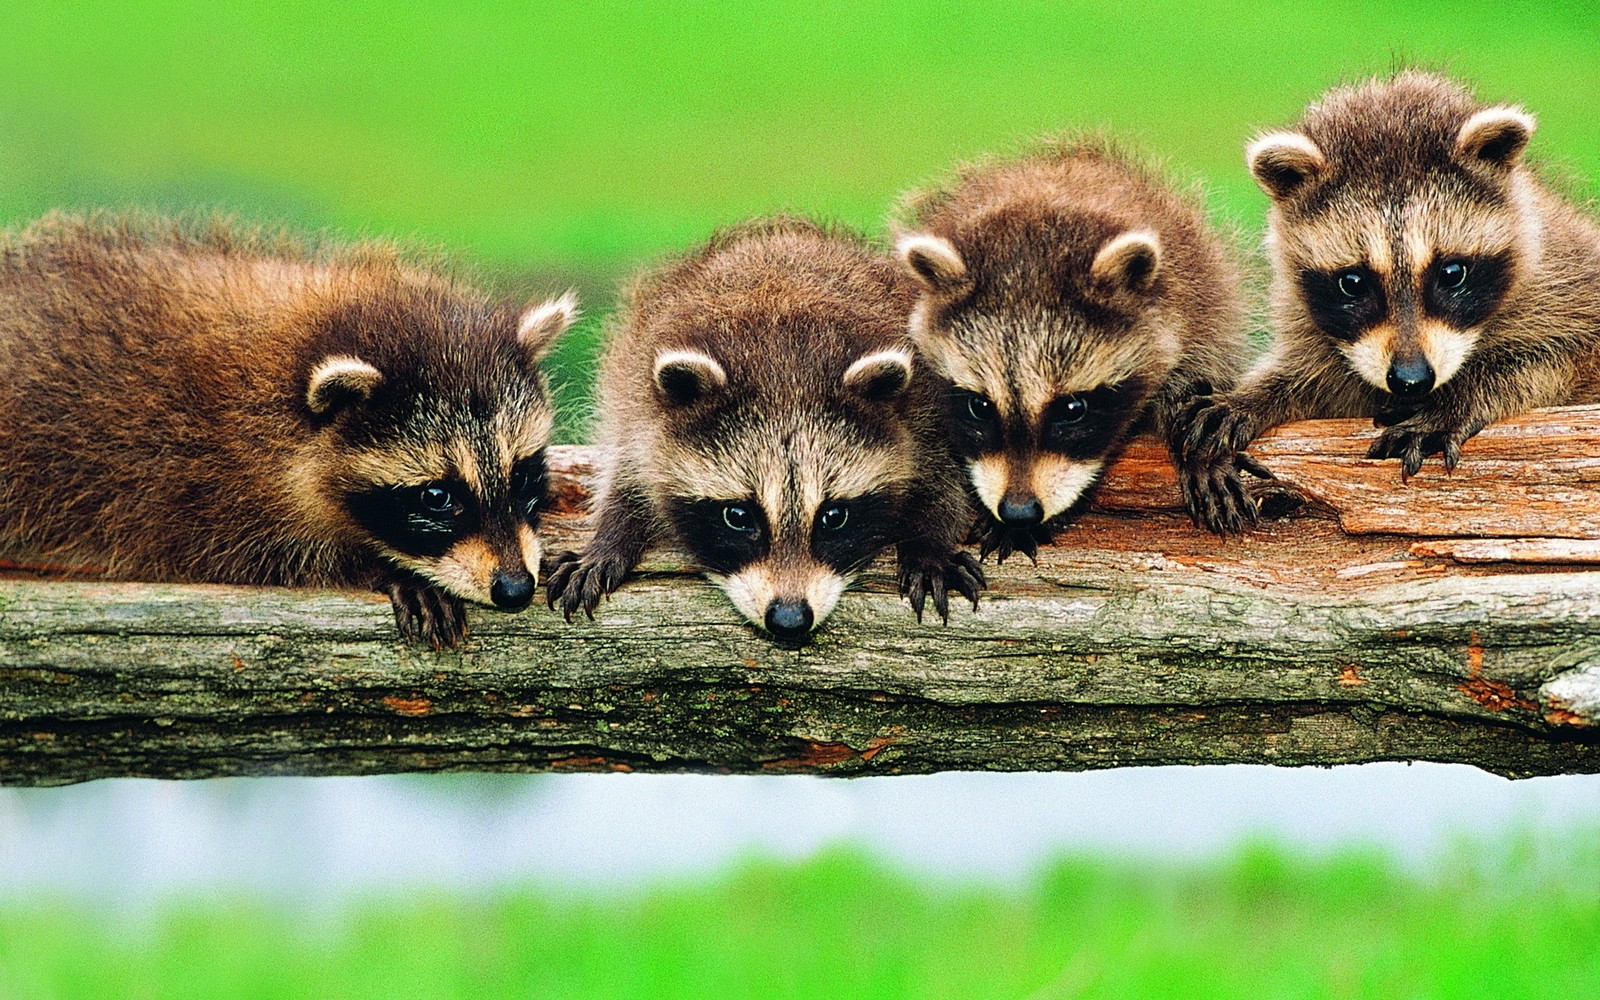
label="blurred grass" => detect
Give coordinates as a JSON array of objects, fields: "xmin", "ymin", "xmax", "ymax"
[
  {"xmin": 3, "ymin": 3, "xmax": 1598, "ymax": 439},
  {"xmin": 1, "ymin": 836, "xmax": 1597, "ymax": 999}
]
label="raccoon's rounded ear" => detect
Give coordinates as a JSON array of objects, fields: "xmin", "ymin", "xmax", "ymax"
[
  {"xmin": 517, "ymin": 289, "xmax": 580, "ymax": 361},
  {"xmin": 895, "ymin": 233, "xmax": 970, "ymax": 294},
  {"xmin": 306, "ymin": 355, "xmax": 383, "ymax": 415},
  {"xmin": 1247, "ymin": 131, "xmax": 1327, "ymax": 199},
  {"xmin": 843, "ymin": 348, "xmax": 913, "ymax": 402},
  {"xmin": 653, "ymin": 350, "xmax": 727, "ymax": 407},
  {"xmin": 1090, "ymin": 230, "xmax": 1162, "ymax": 297},
  {"xmin": 1456, "ymin": 107, "xmax": 1535, "ymax": 168}
]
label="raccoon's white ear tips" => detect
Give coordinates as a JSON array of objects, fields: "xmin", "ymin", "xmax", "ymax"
[
  {"xmin": 517, "ymin": 289, "xmax": 580, "ymax": 360},
  {"xmin": 653, "ymin": 349, "xmax": 727, "ymax": 407},
  {"xmin": 843, "ymin": 348, "xmax": 913, "ymax": 402},
  {"xmin": 1247, "ymin": 131, "xmax": 1327, "ymax": 199},
  {"xmin": 1456, "ymin": 107, "xmax": 1536, "ymax": 168},
  {"xmin": 306, "ymin": 355, "xmax": 383, "ymax": 415},
  {"xmin": 895, "ymin": 233, "xmax": 969, "ymax": 293},
  {"xmin": 1091, "ymin": 230, "xmax": 1162, "ymax": 296}
]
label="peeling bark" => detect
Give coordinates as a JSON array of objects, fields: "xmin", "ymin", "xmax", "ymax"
[{"xmin": 5, "ymin": 407, "xmax": 1600, "ymax": 785}]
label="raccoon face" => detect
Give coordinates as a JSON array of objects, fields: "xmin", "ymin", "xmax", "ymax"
[
  {"xmin": 1249, "ymin": 105, "xmax": 1535, "ymax": 401},
  {"xmin": 898, "ymin": 230, "xmax": 1165, "ymax": 529},
  {"xmin": 650, "ymin": 347, "xmax": 915, "ymax": 642},
  {"xmin": 302, "ymin": 291, "xmax": 576, "ymax": 610}
]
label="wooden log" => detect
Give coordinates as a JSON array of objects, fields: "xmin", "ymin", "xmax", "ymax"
[{"xmin": 4, "ymin": 406, "xmax": 1600, "ymax": 786}]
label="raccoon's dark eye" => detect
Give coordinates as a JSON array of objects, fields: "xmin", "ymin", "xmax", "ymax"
[
  {"xmin": 1336, "ymin": 271, "xmax": 1369, "ymax": 298},
  {"xmin": 819, "ymin": 505, "xmax": 849, "ymax": 531},
  {"xmin": 1054, "ymin": 396, "xmax": 1089, "ymax": 427},
  {"xmin": 722, "ymin": 505, "xmax": 757, "ymax": 533},
  {"xmin": 965, "ymin": 393, "xmax": 996, "ymax": 422},
  {"xmin": 418, "ymin": 484, "xmax": 458, "ymax": 513},
  {"xmin": 1437, "ymin": 260, "xmax": 1469, "ymax": 290}
]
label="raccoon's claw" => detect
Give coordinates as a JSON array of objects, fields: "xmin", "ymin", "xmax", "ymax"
[
  {"xmin": 383, "ymin": 578, "xmax": 468, "ymax": 651},
  {"xmin": 1177, "ymin": 396, "xmax": 1259, "ymax": 466},
  {"xmin": 543, "ymin": 550, "xmax": 629, "ymax": 622},
  {"xmin": 1366, "ymin": 416, "xmax": 1484, "ymax": 480},
  {"xmin": 1179, "ymin": 450, "xmax": 1262, "ymax": 536},
  {"xmin": 898, "ymin": 549, "xmax": 987, "ymax": 624},
  {"xmin": 969, "ymin": 517, "xmax": 1051, "ymax": 564}
]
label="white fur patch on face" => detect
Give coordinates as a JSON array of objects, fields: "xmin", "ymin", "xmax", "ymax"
[
  {"xmin": 716, "ymin": 566, "xmax": 772, "ymax": 629},
  {"xmin": 713, "ymin": 562, "xmax": 850, "ymax": 633},
  {"xmin": 804, "ymin": 570, "xmax": 848, "ymax": 626},
  {"xmin": 1033, "ymin": 456, "xmax": 1104, "ymax": 521},
  {"xmin": 1247, "ymin": 131, "xmax": 1327, "ymax": 199},
  {"xmin": 1340, "ymin": 322, "xmax": 1481, "ymax": 394},
  {"xmin": 1420, "ymin": 322, "xmax": 1480, "ymax": 390},
  {"xmin": 1339, "ymin": 326, "xmax": 1395, "ymax": 392},
  {"xmin": 517, "ymin": 524, "xmax": 542, "ymax": 588},
  {"xmin": 968, "ymin": 454, "xmax": 1008, "ymax": 520},
  {"xmin": 518, "ymin": 289, "xmax": 580, "ymax": 358},
  {"xmin": 306, "ymin": 355, "xmax": 382, "ymax": 414},
  {"xmin": 896, "ymin": 232, "xmax": 968, "ymax": 292},
  {"xmin": 388, "ymin": 539, "xmax": 497, "ymax": 605}
]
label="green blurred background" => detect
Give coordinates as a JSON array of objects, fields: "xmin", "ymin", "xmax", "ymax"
[
  {"xmin": 3, "ymin": 1, "xmax": 1597, "ymax": 438},
  {"xmin": 4, "ymin": 3, "xmax": 1600, "ymax": 995}
]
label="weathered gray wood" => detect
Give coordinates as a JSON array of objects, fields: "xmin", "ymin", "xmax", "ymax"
[{"xmin": 4, "ymin": 407, "xmax": 1600, "ymax": 785}]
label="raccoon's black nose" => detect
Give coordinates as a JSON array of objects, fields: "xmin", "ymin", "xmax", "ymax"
[
  {"xmin": 490, "ymin": 570, "xmax": 535, "ymax": 611},
  {"xmin": 999, "ymin": 496, "xmax": 1045, "ymax": 527},
  {"xmin": 1387, "ymin": 359, "xmax": 1435, "ymax": 400},
  {"xmin": 764, "ymin": 599, "xmax": 814, "ymax": 640}
]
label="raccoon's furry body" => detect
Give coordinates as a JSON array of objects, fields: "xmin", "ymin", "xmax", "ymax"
[
  {"xmin": 0, "ymin": 213, "xmax": 575, "ymax": 647},
  {"xmin": 1187, "ymin": 70, "xmax": 1600, "ymax": 529},
  {"xmin": 895, "ymin": 137, "xmax": 1249, "ymax": 552},
  {"xmin": 545, "ymin": 217, "xmax": 982, "ymax": 641}
]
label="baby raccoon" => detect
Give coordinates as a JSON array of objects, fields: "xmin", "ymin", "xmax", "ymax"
[
  {"xmin": 894, "ymin": 137, "xmax": 1247, "ymax": 556},
  {"xmin": 0, "ymin": 212, "xmax": 577, "ymax": 649},
  {"xmin": 545, "ymin": 217, "xmax": 982, "ymax": 642},
  {"xmin": 1186, "ymin": 70, "xmax": 1600, "ymax": 529}
]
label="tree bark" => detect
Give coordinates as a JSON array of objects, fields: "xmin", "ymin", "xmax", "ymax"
[{"xmin": 4, "ymin": 407, "xmax": 1600, "ymax": 786}]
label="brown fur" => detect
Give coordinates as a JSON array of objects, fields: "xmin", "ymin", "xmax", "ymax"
[
  {"xmin": 545, "ymin": 217, "xmax": 982, "ymax": 639},
  {"xmin": 895, "ymin": 135, "xmax": 1248, "ymax": 555},
  {"xmin": 0, "ymin": 212, "xmax": 572, "ymax": 647},
  {"xmin": 1188, "ymin": 70, "xmax": 1600, "ymax": 530}
]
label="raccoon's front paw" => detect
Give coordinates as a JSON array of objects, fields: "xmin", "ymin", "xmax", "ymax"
[
  {"xmin": 382, "ymin": 576, "xmax": 468, "ymax": 651},
  {"xmin": 543, "ymin": 549, "xmax": 630, "ymax": 622},
  {"xmin": 968, "ymin": 516, "xmax": 1053, "ymax": 564},
  {"xmin": 1174, "ymin": 396, "xmax": 1273, "ymax": 535},
  {"xmin": 1367, "ymin": 410, "xmax": 1485, "ymax": 479},
  {"xmin": 1176, "ymin": 395, "xmax": 1263, "ymax": 468},
  {"xmin": 897, "ymin": 549, "xmax": 986, "ymax": 624}
]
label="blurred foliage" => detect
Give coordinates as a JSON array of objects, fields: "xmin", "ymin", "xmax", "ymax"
[
  {"xmin": 3, "ymin": 1, "xmax": 1597, "ymax": 434},
  {"xmin": 0, "ymin": 835, "xmax": 1596, "ymax": 998}
]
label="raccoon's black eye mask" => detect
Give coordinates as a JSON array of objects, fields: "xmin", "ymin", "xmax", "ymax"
[
  {"xmin": 1040, "ymin": 383, "xmax": 1144, "ymax": 460},
  {"xmin": 1423, "ymin": 252, "xmax": 1512, "ymax": 328},
  {"xmin": 668, "ymin": 498, "xmax": 770, "ymax": 574},
  {"xmin": 509, "ymin": 451, "xmax": 549, "ymax": 526},
  {"xmin": 810, "ymin": 493, "xmax": 895, "ymax": 574},
  {"xmin": 347, "ymin": 479, "xmax": 479, "ymax": 558},
  {"xmin": 1299, "ymin": 265, "xmax": 1387, "ymax": 342}
]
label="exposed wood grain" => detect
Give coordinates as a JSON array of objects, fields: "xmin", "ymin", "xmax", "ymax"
[{"xmin": 4, "ymin": 408, "xmax": 1600, "ymax": 785}]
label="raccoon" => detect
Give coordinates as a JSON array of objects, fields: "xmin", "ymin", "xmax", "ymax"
[
  {"xmin": 0, "ymin": 212, "xmax": 577, "ymax": 649},
  {"xmin": 544, "ymin": 217, "xmax": 983, "ymax": 642},
  {"xmin": 894, "ymin": 137, "xmax": 1248, "ymax": 557},
  {"xmin": 1185, "ymin": 70, "xmax": 1600, "ymax": 531}
]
